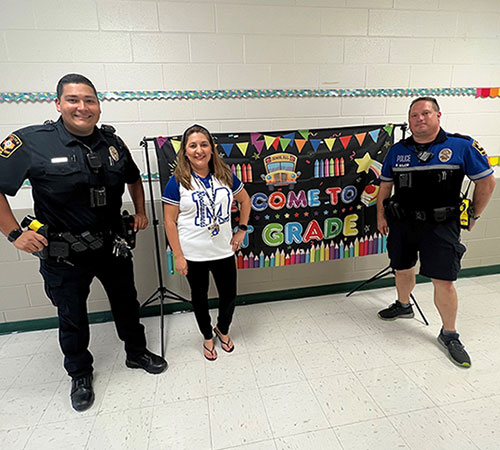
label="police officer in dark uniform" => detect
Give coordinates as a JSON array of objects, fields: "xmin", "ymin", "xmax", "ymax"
[
  {"xmin": 0, "ymin": 74, "xmax": 167, "ymax": 412},
  {"xmin": 376, "ymin": 97, "xmax": 496, "ymax": 367}
]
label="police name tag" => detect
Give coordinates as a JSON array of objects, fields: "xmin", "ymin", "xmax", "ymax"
[{"xmin": 51, "ymin": 157, "xmax": 69, "ymax": 164}]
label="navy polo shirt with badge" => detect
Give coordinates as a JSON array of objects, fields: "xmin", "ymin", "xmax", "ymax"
[
  {"xmin": 0, "ymin": 117, "xmax": 140, "ymax": 233},
  {"xmin": 380, "ymin": 128, "xmax": 493, "ymax": 209}
]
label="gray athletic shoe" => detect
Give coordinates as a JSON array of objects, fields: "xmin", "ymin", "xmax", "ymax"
[
  {"xmin": 377, "ymin": 301, "xmax": 415, "ymax": 320},
  {"xmin": 438, "ymin": 329, "xmax": 471, "ymax": 368}
]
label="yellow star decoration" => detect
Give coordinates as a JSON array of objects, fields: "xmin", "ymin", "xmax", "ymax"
[{"xmin": 355, "ymin": 152, "xmax": 374, "ymax": 174}]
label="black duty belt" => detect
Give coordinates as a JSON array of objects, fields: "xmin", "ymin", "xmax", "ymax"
[
  {"xmin": 407, "ymin": 206, "xmax": 458, "ymax": 222},
  {"xmin": 48, "ymin": 230, "xmax": 111, "ymax": 259},
  {"xmin": 384, "ymin": 198, "xmax": 459, "ymax": 223}
]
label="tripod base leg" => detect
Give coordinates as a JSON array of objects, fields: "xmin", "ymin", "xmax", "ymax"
[
  {"xmin": 410, "ymin": 293, "xmax": 429, "ymax": 326},
  {"xmin": 346, "ymin": 265, "xmax": 394, "ymax": 297}
]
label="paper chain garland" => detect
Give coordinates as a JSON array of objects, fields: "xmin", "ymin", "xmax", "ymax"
[{"xmin": 1, "ymin": 87, "xmax": 498, "ymax": 103}]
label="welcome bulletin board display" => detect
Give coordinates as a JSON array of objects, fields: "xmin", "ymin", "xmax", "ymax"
[{"xmin": 155, "ymin": 124, "xmax": 395, "ymax": 274}]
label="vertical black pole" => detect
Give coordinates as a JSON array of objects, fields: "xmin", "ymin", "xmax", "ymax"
[{"xmin": 140, "ymin": 138, "xmax": 165, "ymax": 357}]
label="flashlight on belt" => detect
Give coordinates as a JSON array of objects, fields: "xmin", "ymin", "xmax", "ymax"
[{"xmin": 20, "ymin": 215, "xmax": 49, "ymax": 259}]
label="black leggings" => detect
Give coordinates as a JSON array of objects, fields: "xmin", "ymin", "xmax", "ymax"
[{"xmin": 185, "ymin": 255, "xmax": 237, "ymax": 340}]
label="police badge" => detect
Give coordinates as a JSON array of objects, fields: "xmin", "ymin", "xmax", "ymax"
[{"xmin": 109, "ymin": 145, "xmax": 119, "ymax": 162}]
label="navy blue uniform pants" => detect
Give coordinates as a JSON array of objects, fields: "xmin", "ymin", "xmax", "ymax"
[
  {"xmin": 40, "ymin": 250, "xmax": 147, "ymax": 379},
  {"xmin": 185, "ymin": 255, "xmax": 237, "ymax": 340}
]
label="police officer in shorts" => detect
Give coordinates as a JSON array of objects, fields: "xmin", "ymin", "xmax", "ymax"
[
  {"xmin": 0, "ymin": 74, "xmax": 167, "ymax": 411},
  {"xmin": 377, "ymin": 97, "xmax": 496, "ymax": 368}
]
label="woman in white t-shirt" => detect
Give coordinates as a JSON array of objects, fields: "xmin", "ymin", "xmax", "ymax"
[{"xmin": 162, "ymin": 124, "xmax": 251, "ymax": 361}]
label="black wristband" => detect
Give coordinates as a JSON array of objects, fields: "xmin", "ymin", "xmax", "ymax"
[
  {"xmin": 238, "ymin": 224, "xmax": 248, "ymax": 232},
  {"xmin": 7, "ymin": 228, "xmax": 23, "ymax": 243}
]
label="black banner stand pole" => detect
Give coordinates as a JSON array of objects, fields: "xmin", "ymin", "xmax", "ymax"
[
  {"xmin": 139, "ymin": 137, "xmax": 188, "ymax": 357},
  {"xmin": 345, "ymin": 123, "xmax": 429, "ymax": 326},
  {"xmin": 346, "ymin": 265, "xmax": 429, "ymax": 326}
]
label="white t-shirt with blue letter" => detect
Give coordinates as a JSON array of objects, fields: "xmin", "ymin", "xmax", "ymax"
[{"xmin": 162, "ymin": 173, "xmax": 243, "ymax": 261}]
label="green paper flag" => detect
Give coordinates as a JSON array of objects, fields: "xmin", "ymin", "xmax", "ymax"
[
  {"xmin": 383, "ymin": 124, "xmax": 394, "ymax": 136},
  {"xmin": 280, "ymin": 138, "xmax": 291, "ymax": 151},
  {"xmin": 298, "ymin": 130, "xmax": 309, "ymax": 140}
]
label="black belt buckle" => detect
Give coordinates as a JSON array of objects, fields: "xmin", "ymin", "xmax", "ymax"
[{"xmin": 433, "ymin": 206, "xmax": 456, "ymax": 223}]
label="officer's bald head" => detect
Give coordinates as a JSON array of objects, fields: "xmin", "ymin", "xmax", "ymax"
[{"xmin": 57, "ymin": 74, "xmax": 98, "ymax": 100}]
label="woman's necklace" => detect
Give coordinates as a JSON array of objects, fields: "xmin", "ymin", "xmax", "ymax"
[{"xmin": 193, "ymin": 172, "xmax": 220, "ymax": 237}]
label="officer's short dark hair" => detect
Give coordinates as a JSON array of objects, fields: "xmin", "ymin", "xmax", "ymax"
[
  {"xmin": 56, "ymin": 74, "xmax": 98, "ymax": 100},
  {"xmin": 409, "ymin": 96, "xmax": 440, "ymax": 113}
]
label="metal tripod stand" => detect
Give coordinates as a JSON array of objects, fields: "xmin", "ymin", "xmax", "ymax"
[
  {"xmin": 346, "ymin": 265, "xmax": 429, "ymax": 325},
  {"xmin": 139, "ymin": 137, "xmax": 188, "ymax": 357}
]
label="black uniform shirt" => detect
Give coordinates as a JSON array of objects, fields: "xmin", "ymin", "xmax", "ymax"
[{"xmin": 0, "ymin": 118, "xmax": 140, "ymax": 233}]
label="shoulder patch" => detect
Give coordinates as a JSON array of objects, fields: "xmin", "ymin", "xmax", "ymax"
[
  {"xmin": 0, "ymin": 134, "xmax": 23, "ymax": 158},
  {"xmin": 472, "ymin": 140, "xmax": 487, "ymax": 156}
]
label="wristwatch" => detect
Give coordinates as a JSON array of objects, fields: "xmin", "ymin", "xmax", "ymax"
[
  {"xmin": 238, "ymin": 224, "xmax": 248, "ymax": 232},
  {"xmin": 7, "ymin": 228, "xmax": 23, "ymax": 243}
]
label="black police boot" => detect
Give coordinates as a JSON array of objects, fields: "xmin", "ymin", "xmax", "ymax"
[
  {"xmin": 70, "ymin": 374, "xmax": 94, "ymax": 412},
  {"xmin": 125, "ymin": 349, "xmax": 168, "ymax": 374}
]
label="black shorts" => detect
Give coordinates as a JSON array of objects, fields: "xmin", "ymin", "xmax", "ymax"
[{"xmin": 387, "ymin": 219, "xmax": 466, "ymax": 281}]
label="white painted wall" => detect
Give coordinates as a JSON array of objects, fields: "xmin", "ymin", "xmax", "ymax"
[{"xmin": 1, "ymin": 0, "xmax": 500, "ymax": 323}]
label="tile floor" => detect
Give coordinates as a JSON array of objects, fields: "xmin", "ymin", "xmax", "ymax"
[{"xmin": 1, "ymin": 274, "xmax": 500, "ymax": 449}]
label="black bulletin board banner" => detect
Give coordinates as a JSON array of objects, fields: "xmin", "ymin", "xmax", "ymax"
[{"xmin": 154, "ymin": 124, "xmax": 395, "ymax": 272}]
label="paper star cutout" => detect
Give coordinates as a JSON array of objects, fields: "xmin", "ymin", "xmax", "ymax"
[
  {"xmin": 284, "ymin": 213, "xmax": 290, "ymax": 218},
  {"xmin": 357, "ymin": 205, "xmax": 362, "ymax": 210},
  {"xmin": 304, "ymin": 212, "xmax": 309, "ymax": 217},
  {"xmin": 323, "ymin": 210, "xmax": 329, "ymax": 215},
  {"xmin": 294, "ymin": 212, "xmax": 300, "ymax": 218},
  {"xmin": 255, "ymin": 215, "xmax": 260, "ymax": 220},
  {"xmin": 314, "ymin": 211, "xmax": 319, "ymax": 216},
  {"xmin": 265, "ymin": 215, "xmax": 270, "ymax": 220},
  {"xmin": 252, "ymin": 153, "xmax": 261, "ymax": 160},
  {"xmin": 275, "ymin": 214, "xmax": 280, "ymax": 219},
  {"xmin": 354, "ymin": 152, "xmax": 374, "ymax": 174}
]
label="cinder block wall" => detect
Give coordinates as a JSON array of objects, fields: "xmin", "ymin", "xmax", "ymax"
[{"xmin": 1, "ymin": 0, "xmax": 500, "ymax": 324}]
